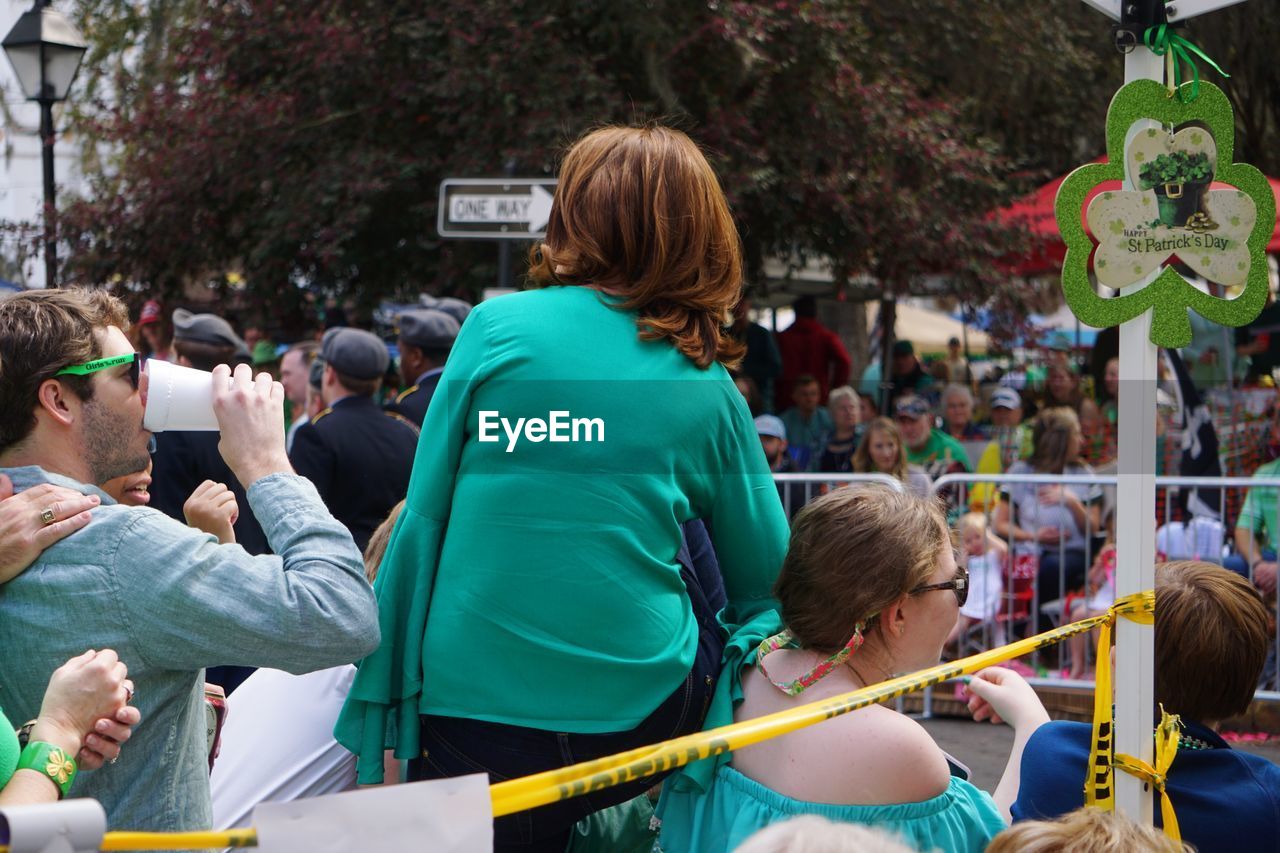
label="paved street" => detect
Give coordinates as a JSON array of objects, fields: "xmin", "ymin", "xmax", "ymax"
[{"xmin": 921, "ymin": 716, "xmax": 1280, "ymax": 793}]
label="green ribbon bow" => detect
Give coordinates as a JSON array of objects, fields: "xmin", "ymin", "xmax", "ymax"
[{"xmin": 1143, "ymin": 23, "xmax": 1230, "ymax": 103}]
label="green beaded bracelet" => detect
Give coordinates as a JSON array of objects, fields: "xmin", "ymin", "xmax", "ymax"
[{"xmin": 16, "ymin": 741, "xmax": 78, "ymax": 798}]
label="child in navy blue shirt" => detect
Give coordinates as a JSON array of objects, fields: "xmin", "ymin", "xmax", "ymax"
[{"xmin": 1009, "ymin": 561, "xmax": 1280, "ymax": 853}]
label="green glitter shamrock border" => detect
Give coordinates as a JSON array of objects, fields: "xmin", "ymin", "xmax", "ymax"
[{"xmin": 1055, "ymin": 79, "xmax": 1274, "ymax": 348}]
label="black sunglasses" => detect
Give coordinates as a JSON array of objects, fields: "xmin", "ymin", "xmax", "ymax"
[
  {"xmin": 55, "ymin": 352, "xmax": 141, "ymax": 390},
  {"xmin": 910, "ymin": 563, "xmax": 969, "ymax": 608}
]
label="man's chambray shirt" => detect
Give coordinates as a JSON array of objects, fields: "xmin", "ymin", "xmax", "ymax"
[{"xmin": 0, "ymin": 467, "xmax": 379, "ymax": 835}]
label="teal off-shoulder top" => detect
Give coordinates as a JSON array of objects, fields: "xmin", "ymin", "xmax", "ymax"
[
  {"xmin": 655, "ymin": 611, "xmax": 1007, "ymax": 853},
  {"xmin": 656, "ymin": 766, "xmax": 1005, "ymax": 853}
]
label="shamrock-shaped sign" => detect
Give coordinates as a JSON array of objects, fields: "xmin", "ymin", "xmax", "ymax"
[{"xmin": 1056, "ymin": 80, "xmax": 1274, "ymax": 348}]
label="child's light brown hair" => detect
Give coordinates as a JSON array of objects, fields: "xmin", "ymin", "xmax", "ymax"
[
  {"xmin": 362, "ymin": 500, "xmax": 405, "ymax": 584},
  {"xmin": 1155, "ymin": 559, "xmax": 1270, "ymax": 722}
]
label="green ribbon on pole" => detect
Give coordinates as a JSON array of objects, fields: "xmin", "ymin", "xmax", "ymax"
[{"xmin": 1143, "ymin": 23, "xmax": 1230, "ymax": 103}]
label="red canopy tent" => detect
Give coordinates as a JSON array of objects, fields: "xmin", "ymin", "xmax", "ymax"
[{"xmin": 996, "ymin": 156, "xmax": 1280, "ymax": 276}]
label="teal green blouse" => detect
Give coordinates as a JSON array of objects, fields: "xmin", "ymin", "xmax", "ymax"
[
  {"xmin": 336, "ymin": 287, "xmax": 791, "ymax": 782},
  {"xmin": 657, "ymin": 767, "xmax": 1005, "ymax": 853},
  {"xmin": 656, "ymin": 611, "xmax": 1007, "ymax": 853},
  {"xmin": 1, "ymin": 705, "xmax": 19, "ymax": 790}
]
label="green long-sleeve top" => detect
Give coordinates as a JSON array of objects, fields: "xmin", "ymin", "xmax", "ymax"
[{"xmin": 335, "ymin": 286, "xmax": 790, "ymax": 782}]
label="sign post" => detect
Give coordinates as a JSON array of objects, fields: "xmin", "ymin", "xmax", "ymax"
[
  {"xmin": 1074, "ymin": 0, "xmax": 1258, "ymax": 824},
  {"xmin": 436, "ymin": 178, "xmax": 557, "ymax": 240}
]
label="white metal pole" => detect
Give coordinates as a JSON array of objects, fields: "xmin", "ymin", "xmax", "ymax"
[{"xmin": 1113, "ymin": 44, "xmax": 1163, "ymax": 822}]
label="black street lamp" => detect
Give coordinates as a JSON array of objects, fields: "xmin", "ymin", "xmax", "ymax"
[{"xmin": 2, "ymin": 1, "xmax": 86, "ymax": 288}]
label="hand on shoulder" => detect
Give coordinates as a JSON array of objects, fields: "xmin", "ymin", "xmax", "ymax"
[{"xmin": 0, "ymin": 475, "xmax": 99, "ymax": 584}]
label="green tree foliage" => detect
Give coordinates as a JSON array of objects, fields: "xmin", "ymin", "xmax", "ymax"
[
  {"xmin": 55, "ymin": 0, "xmax": 1273, "ymax": 326},
  {"xmin": 1191, "ymin": 2, "xmax": 1280, "ymax": 177},
  {"xmin": 49, "ymin": 0, "xmax": 1047, "ymax": 317}
]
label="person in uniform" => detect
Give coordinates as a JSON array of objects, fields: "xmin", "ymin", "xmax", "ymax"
[
  {"xmin": 419, "ymin": 295, "xmax": 472, "ymax": 328},
  {"xmin": 385, "ymin": 309, "xmax": 459, "ymax": 427},
  {"xmin": 435, "ymin": 297, "xmax": 471, "ymax": 326},
  {"xmin": 150, "ymin": 309, "xmax": 270, "ymax": 556},
  {"xmin": 290, "ymin": 328, "xmax": 419, "ymax": 552},
  {"xmin": 148, "ymin": 309, "xmax": 269, "ymax": 695}
]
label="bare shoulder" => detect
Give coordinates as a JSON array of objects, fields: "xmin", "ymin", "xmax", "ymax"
[
  {"xmin": 823, "ymin": 705, "xmax": 952, "ymax": 804},
  {"xmin": 734, "ymin": 664, "xmax": 952, "ymax": 806}
]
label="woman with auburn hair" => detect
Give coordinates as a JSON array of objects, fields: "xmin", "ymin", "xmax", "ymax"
[
  {"xmin": 852, "ymin": 417, "xmax": 932, "ymax": 497},
  {"xmin": 1010, "ymin": 561, "xmax": 1280, "ymax": 852},
  {"xmin": 657, "ymin": 485, "xmax": 1050, "ymax": 852},
  {"xmin": 336, "ymin": 125, "xmax": 789, "ymax": 852}
]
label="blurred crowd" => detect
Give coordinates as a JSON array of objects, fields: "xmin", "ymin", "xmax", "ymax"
[
  {"xmin": 734, "ymin": 294, "xmax": 1280, "ymax": 687},
  {"xmin": 2, "ymin": 123, "xmax": 1276, "ymax": 853}
]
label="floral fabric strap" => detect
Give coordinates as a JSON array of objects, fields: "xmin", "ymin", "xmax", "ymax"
[{"xmin": 755, "ymin": 622, "xmax": 867, "ymax": 697}]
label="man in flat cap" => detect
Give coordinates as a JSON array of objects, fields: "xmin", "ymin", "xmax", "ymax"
[
  {"xmin": 290, "ymin": 328, "xmax": 419, "ymax": 551},
  {"xmin": 418, "ymin": 294, "xmax": 472, "ymax": 327},
  {"xmin": 386, "ymin": 309, "xmax": 460, "ymax": 427},
  {"xmin": 150, "ymin": 309, "xmax": 270, "ymax": 556},
  {"xmin": 432, "ymin": 297, "xmax": 472, "ymax": 327},
  {"xmin": 166, "ymin": 308, "xmax": 252, "ymax": 366}
]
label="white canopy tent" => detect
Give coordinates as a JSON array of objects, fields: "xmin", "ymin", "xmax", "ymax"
[{"xmin": 867, "ymin": 299, "xmax": 990, "ymax": 354}]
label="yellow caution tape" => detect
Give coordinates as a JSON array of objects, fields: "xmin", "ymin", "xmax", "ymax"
[
  {"xmin": 1085, "ymin": 591, "xmax": 1155, "ymax": 811},
  {"xmin": 489, "ymin": 609, "xmax": 1120, "ymax": 817},
  {"xmin": 0, "ymin": 827, "xmax": 261, "ymax": 851},
  {"xmin": 1112, "ymin": 708, "xmax": 1182, "ymax": 842},
  {"xmin": 0, "ymin": 602, "xmax": 1149, "ymax": 851},
  {"xmin": 98, "ymin": 829, "xmax": 258, "ymax": 850},
  {"xmin": 1083, "ymin": 590, "xmax": 1179, "ymax": 842}
]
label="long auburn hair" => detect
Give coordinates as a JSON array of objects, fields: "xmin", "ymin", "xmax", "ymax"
[{"xmin": 527, "ymin": 125, "xmax": 744, "ymax": 370}]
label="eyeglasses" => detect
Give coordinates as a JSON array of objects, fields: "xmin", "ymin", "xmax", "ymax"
[
  {"xmin": 910, "ymin": 563, "xmax": 969, "ymax": 608},
  {"xmin": 55, "ymin": 352, "xmax": 141, "ymax": 390}
]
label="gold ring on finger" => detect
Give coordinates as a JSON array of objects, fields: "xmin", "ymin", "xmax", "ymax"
[{"xmin": 40, "ymin": 507, "xmax": 56, "ymax": 525}]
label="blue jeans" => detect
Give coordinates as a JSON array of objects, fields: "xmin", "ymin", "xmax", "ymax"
[
  {"xmin": 1223, "ymin": 548, "xmax": 1274, "ymax": 579},
  {"xmin": 1037, "ymin": 548, "xmax": 1089, "ymax": 634},
  {"xmin": 408, "ymin": 564, "xmax": 725, "ymax": 852}
]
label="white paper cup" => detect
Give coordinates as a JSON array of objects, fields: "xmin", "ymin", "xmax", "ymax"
[{"xmin": 142, "ymin": 359, "xmax": 219, "ymax": 432}]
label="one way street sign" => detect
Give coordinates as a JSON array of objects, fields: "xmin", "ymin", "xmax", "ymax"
[{"xmin": 437, "ymin": 178, "xmax": 558, "ymax": 240}]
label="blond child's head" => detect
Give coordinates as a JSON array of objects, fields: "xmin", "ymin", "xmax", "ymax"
[
  {"xmin": 735, "ymin": 816, "xmax": 916, "ymax": 853},
  {"xmin": 985, "ymin": 806, "xmax": 1190, "ymax": 852},
  {"xmin": 958, "ymin": 512, "xmax": 988, "ymax": 558}
]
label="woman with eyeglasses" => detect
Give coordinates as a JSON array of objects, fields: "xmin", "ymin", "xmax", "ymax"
[{"xmin": 657, "ymin": 484, "xmax": 1050, "ymax": 853}]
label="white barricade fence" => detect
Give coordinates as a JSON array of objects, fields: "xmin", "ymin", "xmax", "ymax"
[
  {"xmin": 769, "ymin": 472, "xmax": 903, "ymax": 518},
  {"xmin": 933, "ymin": 472, "xmax": 1280, "ymax": 704},
  {"xmin": 771, "ymin": 471, "xmax": 1280, "ymax": 708}
]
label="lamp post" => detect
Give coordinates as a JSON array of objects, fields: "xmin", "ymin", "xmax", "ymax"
[{"xmin": 2, "ymin": 0, "xmax": 86, "ymax": 288}]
